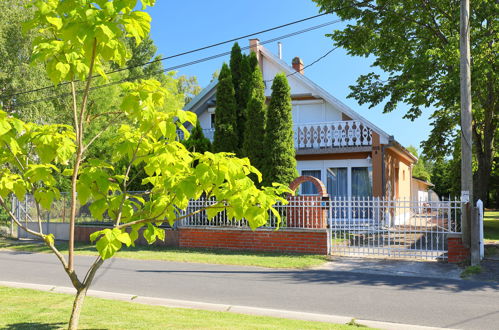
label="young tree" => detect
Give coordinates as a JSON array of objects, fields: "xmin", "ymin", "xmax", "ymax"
[
  {"xmin": 242, "ymin": 62, "xmax": 267, "ymax": 181},
  {"xmin": 0, "ymin": 1, "xmax": 289, "ymax": 328},
  {"xmin": 182, "ymin": 120, "xmax": 212, "ymax": 153},
  {"xmin": 213, "ymin": 63, "xmax": 238, "ymax": 153},
  {"xmin": 314, "ymin": 0, "xmax": 497, "ymax": 205},
  {"xmin": 263, "ymin": 73, "xmax": 298, "ymax": 186}
]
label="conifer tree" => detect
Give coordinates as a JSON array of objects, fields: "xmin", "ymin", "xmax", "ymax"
[
  {"xmin": 229, "ymin": 43, "xmax": 246, "ymax": 152},
  {"xmin": 213, "ymin": 63, "xmax": 238, "ymax": 152},
  {"xmin": 182, "ymin": 120, "xmax": 211, "ymax": 153},
  {"xmin": 263, "ymin": 73, "xmax": 297, "ymax": 186},
  {"xmin": 242, "ymin": 62, "xmax": 267, "ymax": 181}
]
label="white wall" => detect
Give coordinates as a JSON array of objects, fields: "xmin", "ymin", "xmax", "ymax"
[
  {"xmin": 292, "ymin": 100, "xmax": 342, "ymax": 124},
  {"xmin": 198, "ymin": 110, "xmax": 212, "ymax": 130}
]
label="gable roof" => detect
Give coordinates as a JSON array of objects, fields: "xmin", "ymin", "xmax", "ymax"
[{"xmin": 185, "ymin": 42, "xmax": 412, "ymax": 151}]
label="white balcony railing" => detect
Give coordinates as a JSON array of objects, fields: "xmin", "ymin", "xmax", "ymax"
[
  {"xmin": 178, "ymin": 121, "xmax": 372, "ymax": 150},
  {"xmin": 177, "ymin": 128, "xmax": 215, "ymax": 142},
  {"xmin": 294, "ymin": 120, "xmax": 372, "ymax": 149}
]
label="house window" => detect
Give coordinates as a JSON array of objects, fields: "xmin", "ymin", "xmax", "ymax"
[
  {"xmin": 352, "ymin": 167, "xmax": 373, "ymax": 197},
  {"xmin": 327, "ymin": 168, "xmax": 348, "ymax": 198},
  {"xmin": 301, "ymin": 170, "xmax": 321, "ymax": 195},
  {"xmin": 210, "ymin": 114, "xmax": 216, "ymax": 128}
]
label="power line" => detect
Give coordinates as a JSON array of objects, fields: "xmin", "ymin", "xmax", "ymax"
[
  {"xmin": 14, "ymin": 20, "xmax": 342, "ymax": 108},
  {"xmin": 263, "ymin": 46, "xmax": 340, "ymax": 85},
  {"xmin": 2, "ymin": 12, "xmax": 336, "ymax": 100}
]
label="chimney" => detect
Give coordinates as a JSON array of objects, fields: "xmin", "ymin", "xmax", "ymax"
[
  {"xmin": 277, "ymin": 42, "xmax": 282, "ymax": 59},
  {"xmin": 292, "ymin": 57, "xmax": 304, "ymax": 74},
  {"xmin": 249, "ymin": 38, "xmax": 263, "ymax": 71}
]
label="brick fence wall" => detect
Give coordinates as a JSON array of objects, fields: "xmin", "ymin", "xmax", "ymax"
[
  {"xmin": 75, "ymin": 225, "xmax": 179, "ymax": 247},
  {"xmin": 74, "ymin": 226, "xmax": 328, "ymax": 254},
  {"xmin": 447, "ymin": 235, "xmax": 470, "ymax": 263},
  {"xmin": 179, "ymin": 227, "xmax": 328, "ymax": 254}
]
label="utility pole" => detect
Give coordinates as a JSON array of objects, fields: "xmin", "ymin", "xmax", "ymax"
[{"xmin": 460, "ymin": 0, "xmax": 476, "ymax": 264}]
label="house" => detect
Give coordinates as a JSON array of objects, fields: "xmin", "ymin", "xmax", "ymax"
[{"xmin": 183, "ymin": 39, "xmax": 417, "ymax": 213}]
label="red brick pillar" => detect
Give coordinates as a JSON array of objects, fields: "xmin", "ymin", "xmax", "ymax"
[
  {"xmin": 287, "ymin": 176, "xmax": 328, "ymax": 229},
  {"xmin": 447, "ymin": 234, "xmax": 470, "ymax": 263}
]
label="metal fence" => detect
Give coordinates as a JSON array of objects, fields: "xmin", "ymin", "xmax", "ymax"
[
  {"xmin": 328, "ymin": 197, "xmax": 462, "ymax": 260},
  {"xmin": 179, "ymin": 196, "xmax": 463, "ymax": 260},
  {"xmin": 11, "ymin": 192, "xmax": 463, "ymax": 260}
]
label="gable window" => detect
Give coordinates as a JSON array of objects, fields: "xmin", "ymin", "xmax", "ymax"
[
  {"xmin": 210, "ymin": 114, "xmax": 216, "ymax": 129},
  {"xmin": 301, "ymin": 170, "xmax": 321, "ymax": 195}
]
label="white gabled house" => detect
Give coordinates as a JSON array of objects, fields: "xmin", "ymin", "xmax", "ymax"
[{"xmin": 183, "ymin": 39, "xmax": 417, "ymax": 219}]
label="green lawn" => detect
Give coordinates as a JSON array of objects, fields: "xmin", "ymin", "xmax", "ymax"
[
  {"xmin": 0, "ymin": 286, "xmax": 370, "ymax": 330},
  {"xmin": 484, "ymin": 211, "xmax": 499, "ymax": 243},
  {"xmin": 0, "ymin": 237, "xmax": 328, "ymax": 269}
]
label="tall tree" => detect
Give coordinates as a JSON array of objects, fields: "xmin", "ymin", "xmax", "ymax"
[
  {"xmin": 213, "ymin": 63, "xmax": 238, "ymax": 152},
  {"xmin": 0, "ymin": 0, "xmax": 60, "ymax": 123},
  {"xmin": 314, "ymin": 0, "xmax": 497, "ymax": 205},
  {"xmin": 230, "ymin": 43, "xmax": 247, "ymax": 152},
  {"xmin": 242, "ymin": 60, "xmax": 267, "ymax": 181},
  {"xmin": 263, "ymin": 73, "xmax": 297, "ymax": 186}
]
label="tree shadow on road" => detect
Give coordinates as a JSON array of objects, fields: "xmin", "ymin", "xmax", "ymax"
[{"xmin": 136, "ymin": 267, "xmax": 499, "ymax": 293}]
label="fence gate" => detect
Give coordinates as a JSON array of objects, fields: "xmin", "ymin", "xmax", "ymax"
[{"xmin": 328, "ymin": 198, "xmax": 462, "ymax": 261}]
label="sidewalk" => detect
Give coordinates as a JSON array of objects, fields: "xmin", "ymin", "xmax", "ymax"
[{"xmin": 318, "ymin": 257, "xmax": 463, "ymax": 280}]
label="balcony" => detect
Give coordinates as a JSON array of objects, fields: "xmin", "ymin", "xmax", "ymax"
[
  {"xmin": 294, "ymin": 121, "xmax": 372, "ymax": 151},
  {"xmin": 178, "ymin": 121, "xmax": 372, "ymax": 153},
  {"xmin": 177, "ymin": 128, "xmax": 215, "ymax": 142}
]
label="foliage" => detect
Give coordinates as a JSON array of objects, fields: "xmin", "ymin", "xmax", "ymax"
[
  {"xmin": 0, "ymin": 0, "xmax": 62, "ymax": 123},
  {"xmin": 213, "ymin": 63, "xmax": 239, "ymax": 153},
  {"xmin": 0, "ymin": 1, "xmax": 289, "ymax": 328},
  {"xmin": 182, "ymin": 120, "xmax": 212, "ymax": 154},
  {"xmin": 177, "ymin": 75, "xmax": 202, "ymax": 105},
  {"xmin": 242, "ymin": 61, "xmax": 267, "ymax": 182},
  {"xmin": 406, "ymin": 146, "xmax": 431, "ymax": 182},
  {"xmin": 229, "ymin": 43, "xmax": 247, "ymax": 152},
  {"xmin": 430, "ymin": 142, "xmax": 461, "ymax": 198},
  {"xmin": 314, "ymin": 0, "xmax": 498, "ymax": 205},
  {"xmin": 263, "ymin": 73, "xmax": 298, "ymax": 186}
]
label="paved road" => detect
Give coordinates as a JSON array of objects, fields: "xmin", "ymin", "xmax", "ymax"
[{"xmin": 1, "ymin": 250, "xmax": 498, "ymax": 329}]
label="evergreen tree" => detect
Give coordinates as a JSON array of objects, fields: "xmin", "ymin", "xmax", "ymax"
[
  {"xmin": 213, "ymin": 63, "xmax": 238, "ymax": 153},
  {"xmin": 182, "ymin": 120, "xmax": 211, "ymax": 154},
  {"xmin": 242, "ymin": 62, "xmax": 267, "ymax": 182},
  {"xmin": 229, "ymin": 43, "xmax": 246, "ymax": 152},
  {"xmin": 263, "ymin": 73, "xmax": 297, "ymax": 186}
]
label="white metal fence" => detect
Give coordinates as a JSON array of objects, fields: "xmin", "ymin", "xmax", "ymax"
[
  {"xmin": 11, "ymin": 192, "xmax": 463, "ymax": 260},
  {"xmin": 179, "ymin": 197, "xmax": 463, "ymax": 260}
]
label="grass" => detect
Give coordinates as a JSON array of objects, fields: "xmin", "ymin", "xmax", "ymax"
[
  {"xmin": 0, "ymin": 237, "xmax": 328, "ymax": 269},
  {"xmin": 460, "ymin": 265, "xmax": 482, "ymax": 279},
  {"xmin": 0, "ymin": 286, "xmax": 371, "ymax": 330},
  {"xmin": 484, "ymin": 211, "xmax": 499, "ymax": 243}
]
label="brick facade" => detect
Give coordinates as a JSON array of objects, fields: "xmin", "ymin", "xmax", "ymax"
[
  {"xmin": 447, "ymin": 235, "xmax": 470, "ymax": 263},
  {"xmin": 74, "ymin": 225, "xmax": 179, "ymax": 247},
  {"xmin": 179, "ymin": 228, "xmax": 328, "ymax": 254}
]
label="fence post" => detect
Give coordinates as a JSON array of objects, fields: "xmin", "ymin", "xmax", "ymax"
[
  {"xmin": 476, "ymin": 199, "xmax": 484, "ymax": 260},
  {"xmin": 470, "ymin": 205, "xmax": 480, "ymax": 266}
]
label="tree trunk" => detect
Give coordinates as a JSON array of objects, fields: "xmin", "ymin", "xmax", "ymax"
[{"xmin": 68, "ymin": 287, "xmax": 87, "ymax": 330}]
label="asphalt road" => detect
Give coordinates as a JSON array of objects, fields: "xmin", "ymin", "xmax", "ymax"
[{"xmin": 1, "ymin": 250, "xmax": 498, "ymax": 329}]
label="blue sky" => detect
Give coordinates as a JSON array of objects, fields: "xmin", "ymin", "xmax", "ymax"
[{"xmin": 146, "ymin": 0, "xmax": 432, "ymax": 151}]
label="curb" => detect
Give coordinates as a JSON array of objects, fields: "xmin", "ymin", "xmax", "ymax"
[{"xmin": 0, "ymin": 280, "xmax": 450, "ymax": 330}]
